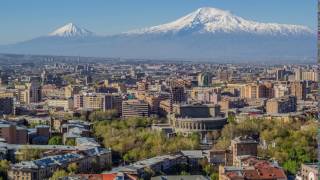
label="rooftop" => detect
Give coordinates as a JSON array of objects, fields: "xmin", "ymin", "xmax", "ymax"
[
  {"xmin": 12, "ymin": 153, "xmax": 83, "ymax": 169},
  {"xmin": 231, "ymin": 136, "xmax": 258, "ymax": 144}
]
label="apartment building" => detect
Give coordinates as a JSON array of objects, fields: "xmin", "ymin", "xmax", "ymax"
[{"xmin": 122, "ymin": 100, "xmax": 149, "ymax": 118}]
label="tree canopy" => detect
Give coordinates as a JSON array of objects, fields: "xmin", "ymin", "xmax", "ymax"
[
  {"xmin": 51, "ymin": 169, "xmax": 68, "ymax": 180},
  {"xmin": 94, "ymin": 117, "xmax": 200, "ymax": 163},
  {"xmin": 16, "ymin": 146, "xmax": 44, "ymax": 161},
  {"xmin": 89, "ymin": 109, "xmax": 118, "ymax": 121},
  {"xmin": 214, "ymin": 118, "xmax": 317, "ymax": 174},
  {"xmin": 48, "ymin": 136, "xmax": 63, "ymax": 145}
]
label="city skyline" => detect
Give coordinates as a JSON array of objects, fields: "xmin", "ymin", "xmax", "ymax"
[{"xmin": 0, "ymin": 1, "xmax": 317, "ymax": 180}]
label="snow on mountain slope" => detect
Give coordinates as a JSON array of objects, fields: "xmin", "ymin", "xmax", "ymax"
[
  {"xmin": 0, "ymin": 7, "xmax": 316, "ymax": 61},
  {"xmin": 49, "ymin": 23, "xmax": 94, "ymax": 37},
  {"xmin": 126, "ymin": 7, "xmax": 314, "ymax": 36}
]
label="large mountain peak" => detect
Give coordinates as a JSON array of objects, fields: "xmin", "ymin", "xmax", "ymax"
[
  {"xmin": 126, "ymin": 7, "xmax": 314, "ymax": 36},
  {"xmin": 192, "ymin": 7, "xmax": 232, "ymax": 19},
  {"xmin": 49, "ymin": 23, "xmax": 94, "ymax": 37}
]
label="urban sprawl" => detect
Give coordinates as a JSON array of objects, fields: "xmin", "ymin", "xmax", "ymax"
[{"xmin": 0, "ymin": 56, "xmax": 317, "ymax": 180}]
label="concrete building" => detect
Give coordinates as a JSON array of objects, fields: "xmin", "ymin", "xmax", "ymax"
[
  {"xmin": 231, "ymin": 137, "xmax": 258, "ymax": 166},
  {"xmin": 41, "ymin": 84, "xmax": 64, "ymax": 99},
  {"xmin": 299, "ymin": 163, "xmax": 318, "ymax": 180},
  {"xmin": 207, "ymin": 149, "xmax": 232, "ymax": 166},
  {"xmin": 0, "ymin": 97, "xmax": 15, "ymax": 115},
  {"xmin": 173, "ymin": 103, "xmax": 221, "ymax": 118},
  {"xmin": 171, "ymin": 116, "xmax": 227, "ymax": 134},
  {"xmin": 47, "ymin": 98, "xmax": 73, "ymax": 111},
  {"xmin": 152, "ymin": 175, "xmax": 209, "ymax": 180},
  {"xmin": 219, "ymin": 158, "xmax": 287, "ymax": 180},
  {"xmin": 168, "ymin": 104, "xmax": 227, "ymax": 141},
  {"xmin": 15, "ymin": 84, "xmax": 30, "ymax": 104},
  {"xmin": 266, "ymin": 96, "xmax": 297, "ymax": 114},
  {"xmin": 240, "ymin": 83, "xmax": 267, "ymax": 99},
  {"xmin": 83, "ymin": 93, "xmax": 106, "ymax": 110},
  {"xmin": 273, "ymin": 84, "xmax": 289, "ymax": 98},
  {"xmin": 144, "ymin": 92, "xmax": 170, "ymax": 114},
  {"xmin": 197, "ymin": 72, "xmax": 212, "ymax": 87},
  {"xmin": 35, "ymin": 125, "xmax": 50, "ymax": 138},
  {"xmin": 191, "ymin": 87, "xmax": 221, "ymax": 104},
  {"xmin": 74, "ymin": 93, "xmax": 122, "ymax": 113},
  {"xmin": 103, "ymin": 154, "xmax": 186, "ymax": 179},
  {"xmin": 159, "ymin": 99, "xmax": 173, "ymax": 116},
  {"xmin": 219, "ymin": 97, "xmax": 245, "ymax": 111},
  {"xmin": 8, "ymin": 147, "xmax": 112, "ymax": 180},
  {"xmin": 26, "ymin": 81, "xmax": 42, "ymax": 104},
  {"xmin": 170, "ymin": 86, "xmax": 187, "ymax": 104},
  {"xmin": 240, "ymin": 82, "xmax": 274, "ymax": 99},
  {"xmin": 0, "ymin": 121, "xmax": 28, "ymax": 144},
  {"xmin": 122, "ymin": 100, "xmax": 149, "ymax": 118},
  {"xmin": 295, "ymin": 69, "xmax": 318, "ymax": 81},
  {"xmin": 290, "ymin": 81, "xmax": 307, "ymax": 100}
]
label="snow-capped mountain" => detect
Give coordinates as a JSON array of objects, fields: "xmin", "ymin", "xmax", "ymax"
[
  {"xmin": 127, "ymin": 7, "xmax": 314, "ymax": 36},
  {"xmin": 0, "ymin": 7, "xmax": 316, "ymax": 62},
  {"xmin": 48, "ymin": 23, "xmax": 94, "ymax": 37}
]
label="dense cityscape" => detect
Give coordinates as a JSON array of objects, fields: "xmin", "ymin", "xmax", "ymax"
[
  {"xmin": 0, "ymin": 54, "xmax": 316, "ymax": 180},
  {"xmin": 0, "ymin": 1, "xmax": 317, "ymax": 180}
]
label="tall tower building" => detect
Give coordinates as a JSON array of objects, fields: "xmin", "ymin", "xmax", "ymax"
[
  {"xmin": 197, "ymin": 72, "xmax": 212, "ymax": 87},
  {"xmin": 290, "ymin": 81, "xmax": 307, "ymax": 100},
  {"xmin": 170, "ymin": 86, "xmax": 187, "ymax": 104}
]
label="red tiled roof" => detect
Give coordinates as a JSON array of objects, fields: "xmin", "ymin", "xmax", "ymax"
[
  {"xmin": 78, "ymin": 173, "xmax": 137, "ymax": 180},
  {"xmin": 224, "ymin": 158, "xmax": 287, "ymax": 180},
  {"xmin": 102, "ymin": 174, "xmax": 117, "ymax": 180}
]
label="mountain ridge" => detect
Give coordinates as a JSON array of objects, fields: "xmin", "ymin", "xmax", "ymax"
[
  {"xmin": 125, "ymin": 7, "xmax": 314, "ymax": 36},
  {"xmin": 0, "ymin": 7, "xmax": 316, "ymax": 61}
]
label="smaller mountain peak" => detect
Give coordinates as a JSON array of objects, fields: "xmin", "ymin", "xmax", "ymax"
[{"xmin": 49, "ymin": 23, "xmax": 94, "ymax": 37}]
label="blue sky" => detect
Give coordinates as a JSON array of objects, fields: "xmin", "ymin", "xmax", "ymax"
[{"xmin": 0, "ymin": 0, "xmax": 316, "ymax": 44}]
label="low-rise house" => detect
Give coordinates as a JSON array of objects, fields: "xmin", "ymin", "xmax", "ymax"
[
  {"xmin": 64, "ymin": 172, "xmax": 138, "ymax": 180},
  {"xmin": 152, "ymin": 175, "xmax": 209, "ymax": 180},
  {"xmin": 207, "ymin": 149, "xmax": 232, "ymax": 166},
  {"xmin": 219, "ymin": 157, "xmax": 287, "ymax": 180},
  {"xmin": 180, "ymin": 150, "xmax": 205, "ymax": 171},
  {"xmin": 296, "ymin": 163, "xmax": 318, "ymax": 180},
  {"xmin": 76, "ymin": 137, "xmax": 100, "ymax": 147},
  {"xmin": 104, "ymin": 154, "xmax": 186, "ymax": 178}
]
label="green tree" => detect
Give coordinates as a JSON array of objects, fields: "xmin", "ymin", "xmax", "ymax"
[
  {"xmin": 283, "ymin": 160, "xmax": 298, "ymax": 175},
  {"xmin": 214, "ymin": 118, "xmax": 318, "ymax": 175},
  {"xmin": 210, "ymin": 172, "xmax": 219, "ymax": 180},
  {"xmin": 93, "ymin": 117, "xmax": 199, "ymax": 163},
  {"xmin": 63, "ymin": 113, "xmax": 73, "ymax": 120},
  {"xmin": 0, "ymin": 160, "xmax": 9, "ymax": 178},
  {"xmin": 17, "ymin": 146, "xmax": 44, "ymax": 161},
  {"xmin": 65, "ymin": 139, "xmax": 76, "ymax": 146},
  {"xmin": 67, "ymin": 163, "xmax": 78, "ymax": 174},
  {"xmin": 89, "ymin": 109, "xmax": 118, "ymax": 121},
  {"xmin": 48, "ymin": 136, "xmax": 63, "ymax": 145},
  {"xmin": 51, "ymin": 169, "xmax": 68, "ymax": 180},
  {"xmin": 227, "ymin": 114, "xmax": 236, "ymax": 124}
]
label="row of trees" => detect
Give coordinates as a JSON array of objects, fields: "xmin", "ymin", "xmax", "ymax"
[
  {"xmin": 94, "ymin": 117, "xmax": 200, "ymax": 163},
  {"xmin": 50, "ymin": 109, "xmax": 118, "ymax": 122},
  {"xmin": 214, "ymin": 118, "xmax": 317, "ymax": 174},
  {"xmin": 16, "ymin": 146, "xmax": 45, "ymax": 161}
]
